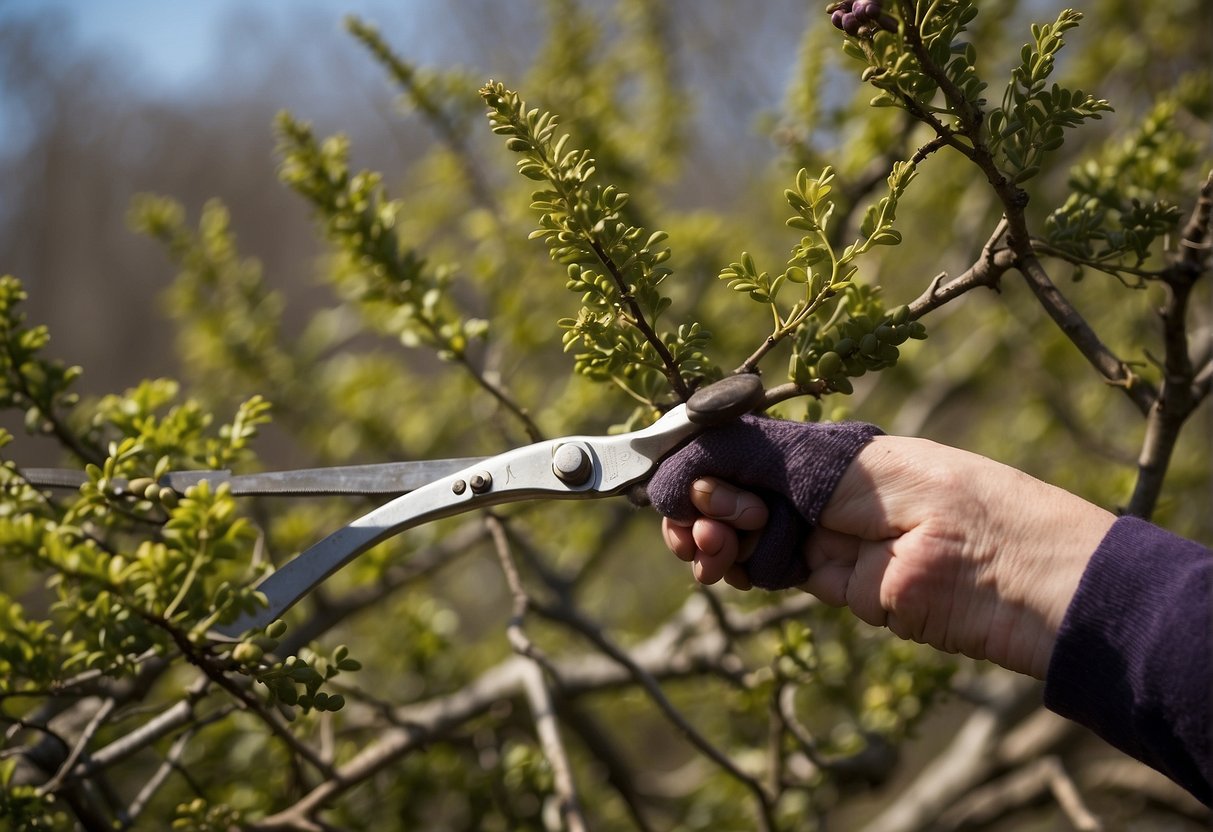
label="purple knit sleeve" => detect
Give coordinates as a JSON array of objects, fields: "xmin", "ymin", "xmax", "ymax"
[{"xmin": 1044, "ymin": 516, "xmax": 1212, "ymax": 805}]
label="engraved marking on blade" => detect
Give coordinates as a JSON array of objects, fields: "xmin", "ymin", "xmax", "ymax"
[{"xmin": 603, "ymin": 447, "xmax": 640, "ymax": 483}]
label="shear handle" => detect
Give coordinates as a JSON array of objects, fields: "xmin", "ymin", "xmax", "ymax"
[{"xmin": 686, "ymin": 373, "xmax": 764, "ymax": 425}]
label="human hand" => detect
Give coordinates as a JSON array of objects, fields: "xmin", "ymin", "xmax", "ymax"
[
  {"xmin": 646, "ymin": 414, "xmax": 884, "ymax": 589},
  {"xmin": 652, "ymin": 428, "xmax": 1115, "ymax": 679}
]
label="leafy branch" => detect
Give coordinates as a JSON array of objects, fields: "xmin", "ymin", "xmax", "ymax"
[
  {"xmin": 275, "ymin": 111, "xmax": 543, "ymax": 440},
  {"xmin": 724, "ymin": 163, "xmax": 926, "ymax": 407},
  {"xmin": 834, "ymin": 0, "xmax": 1211, "ymax": 517},
  {"xmin": 480, "ymin": 81, "xmax": 710, "ymax": 406}
]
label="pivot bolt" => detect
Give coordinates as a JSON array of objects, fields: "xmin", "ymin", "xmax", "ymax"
[
  {"xmin": 469, "ymin": 471, "xmax": 493, "ymax": 494},
  {"xmin": 552, "ymin": 444, "xmax": 592, "ymax": 486}
]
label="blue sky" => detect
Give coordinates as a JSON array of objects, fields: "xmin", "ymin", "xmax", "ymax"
[
  {"xmin": 4, "ymin": 0, "xmax": 250, "ymax": 88},
  {"xmin": 0, "ymin": 0, "xmax": 434, "ymax": 89}
]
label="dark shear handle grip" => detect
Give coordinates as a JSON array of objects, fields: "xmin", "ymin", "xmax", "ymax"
[{"xmin": 686, "ymin": 374, "xmax": 765, "ymax": 426}]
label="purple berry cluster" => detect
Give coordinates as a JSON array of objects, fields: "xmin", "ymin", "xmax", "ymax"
[{"xmin": 827, "ymin": 0, "xmax": 895, "ymax": 37}]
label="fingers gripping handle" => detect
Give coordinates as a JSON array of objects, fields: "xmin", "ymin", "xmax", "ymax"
[{"xmin": 647, "ymin": 413, "xmax": 883, "ymax": 590}]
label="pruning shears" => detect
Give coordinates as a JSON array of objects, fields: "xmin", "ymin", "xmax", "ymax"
[{"xmin": 23, "ymin": 375, "xmax": 765, "ymax": 639}]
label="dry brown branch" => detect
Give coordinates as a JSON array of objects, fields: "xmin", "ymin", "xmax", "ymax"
[
  {"xmin": 249, "ymin": 591, "xmax": 822, "ymax": 830},
  {"xmin": 487, "ymin": 514, "xmax": 589, "ymax": 832},
  {"xmin": 858, "ymin": 670, "xmax": 1037, "ymax": 832},
  {"xmin": 1079, "ymin": 758, "xmax": 1211, "ymax": 821},
  {"xmin": 935, "ymin": 755, "xmax": 1102, "ymax": 831},
  {"xmin": 1125, "ymin": 170, "xmax": 1213, "ymax": 516}
]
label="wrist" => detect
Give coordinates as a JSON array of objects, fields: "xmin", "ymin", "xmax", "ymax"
[{"xmin": 975, "ymin": 461, "xmax": 1114, "ymax": 678}]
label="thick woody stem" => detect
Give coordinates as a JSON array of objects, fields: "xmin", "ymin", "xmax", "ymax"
[
  {"xmin": 1125, "ymin": 170, "xmax": 1213, "ymax": 517},
  {"xmin": 892, "ymin": 0, "xmax": 1159, "ymax": 422}
]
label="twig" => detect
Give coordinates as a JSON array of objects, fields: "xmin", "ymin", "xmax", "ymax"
[
  {"xmin": 154, "ymin": 614, "xmax": 335, "ymax": 781},
  {"xmin": 1078, "ymin": 758, "xmax": 1211, "ymax": 821},
  {"xmin": 486, "ymin": 514, "xmax": 589, "ymax": 832},
  {"xmin": 1045, "ymin": 757, "xmax": 1103, "ymax": 831},
  {"xmin": 80, "ymin": 679, "xmax": 212, "ymax": 776},
  {"xmin": 588, "ymin": 238, "xmax": 691, "ymax": 400},
  {"xmin": 858, "ymin": 670, "xmax": 1037, "ymax": 832},
  {"xmin": 556, "ymin": 704, "xmax": 660, "ymax": 832},
  {"xmin": 907, "ymin": 221, "xmax": 1015, "ymax": 319},
  {"xmin": 531, "ymin": 600, "xmax": 777, "ymax": 832},
  {"xmin": 38, "ymin": 697, "xmax": 115, "ymax": 796},
  {"xmin": 253, "ymin": 592, "xmax": 812, "ymax": 829},
  {"xmin": 777, "ymin": 684, "xmax": 898, "ymax": 787},
  {"xmin": 119, "ymin": 706, "xmax": 232, "ymax": 827},
  {"xmin": 122, "ymin": 728, "xmax": 196, "ymax": 826},
  {"xmin": 456, "ymin": 354, "xmax": 545, "ymax": 441},
  {"xmin": 1015, "ymin": 251, "xmax": 1156, "ymax": 415},
  {"xmin": 936, "ymin": 755, "xmax": 1102, "ymax": 832}
]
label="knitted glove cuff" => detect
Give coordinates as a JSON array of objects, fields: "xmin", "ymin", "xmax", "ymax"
[{"xmin": 647, "ymin": 415, "xmax": 883, "ymax": 589}]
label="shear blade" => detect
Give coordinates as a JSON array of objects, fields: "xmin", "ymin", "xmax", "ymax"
[{"xmin": 163, "ymin": 458, "xmax": 488, "ymax": 496}]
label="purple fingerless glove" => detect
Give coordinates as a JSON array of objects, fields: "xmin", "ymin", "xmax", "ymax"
[{"xmin": 647, "ymin": 415, "xmax": 883, "ymax": 590}]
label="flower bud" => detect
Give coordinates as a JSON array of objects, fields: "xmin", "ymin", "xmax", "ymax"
[
  {"xmin": 232, "ymin": 642, "xmax": 264, "ymax": 664},
  {"xmin": 128, "ymin": 477, "xmax": 155, "ymax": 496}
]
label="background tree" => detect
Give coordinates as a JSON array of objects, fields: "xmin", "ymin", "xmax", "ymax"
[{"xmin": 1, "ymin": 1, "xmax": 1210, "ymax": 829}]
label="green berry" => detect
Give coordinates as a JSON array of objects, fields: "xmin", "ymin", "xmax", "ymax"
[{"xmin": 817, "ymin": 351, "xmax": 843, "ymax": 378}]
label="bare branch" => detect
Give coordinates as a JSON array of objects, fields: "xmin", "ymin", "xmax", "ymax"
[
  {"xmin": 777, "ymin": 683, "xmax": 898, "ymax": 787},
  {"xmin": 1079, "ymin": 758, "xmax": 1211, "ymax": 821},
  {"xmin": 556, "ymin": 704, "xmax": 660, "ymax": 832},
  {"xmin": 251, "ymin": 592, "xmax": 821, "ymax": 830},
  {"xmin": 80, "ymin": 681, "xmax": 211, "ymax": 776},
  {"xmin": 38, "ymin": 698, "xmax": 115, "ymax": 796},
  {"xmin": 1015, "ymin": 252, "xmax": 1156, "ymax": 414},
  {"xmin": 123, "ymin": 728, "xmax": 196, "ymax": 825},
  {"xmin": 455, "ymin": 354, "xmax": 546, "ymax": 441},
  {"xmin": 859, "ymin": 670, "xmax": 1038, "ymax": 832},
  {"xmin": 907, "ymin": 221, "xmax": 1014, "ymax": 319},
  {"xmin": 532, "ymin": 601, "xmax": 777, "ymax": 831},
  {"xmin": 1125, "ymin": 171, "xmax": 1213, "ymax": 516},
  {"xmin": 487, "ymin": 515, "xmax": 589, "ymax": 832},
  {"xmin": 120, "ymin": 706, "xmax": 233, "ymax": 826},
  {"xmin": 936, "ymin": 755, "xmax": 1103, "ymax": 832}
]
